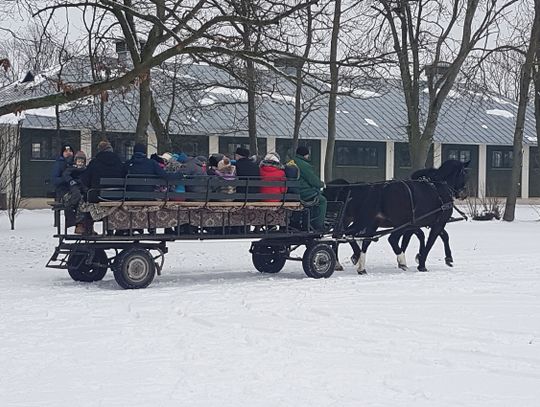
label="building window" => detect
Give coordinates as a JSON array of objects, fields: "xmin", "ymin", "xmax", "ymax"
[
  {"xmin": 492, "ymin": 150, "xmax": 512, "ymax": 168},
  {"xmin": 125, "ymin": 143, "xmax": 134, "ymax": 160},
  {"xmin": 31, "ymin": 142, "xmax": 41, "ymax": 159},
  {"xmin": 336, "ymin": 145, "xmax": 378, "ymax": 167},
  {"xmin": 448, "ymin": 149, "xmax": 471, "ymax": 163},
  {"xmin": 227, "ymin": 143, "xmax": 250, "ymax": 158},
  {"xmin": 532, "ymin": 153, "xmax": 540, "ymax": 169},
  {"xmin": 396, "ymin": 147, "xmax": 411, "ymax": 168},
  {"xmin": 182, "ymin": 142, "xmax": 199, "ymax": 157}
]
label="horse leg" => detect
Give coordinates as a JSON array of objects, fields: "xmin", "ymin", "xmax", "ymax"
[
  {"xmin": 357, "ymin": 238, "xmax": 373, "ymax": 275},
  {"xmin": 417, "ymin": 225, "xmax": 444, "ymax": 272},
  {"xmin": 400, "ymin": 230, "xmax": 414, "ymax": 253},
  {"xmin": 388, "ymin": 232, "xmax": 408, "ymax": 270},
  {"xmin": 349, "ymin": 240, "xmax": 361, "ymax": 265},
  {"xmin": 412, "ymin": 229, "xmax": 426, "ymax": 264},
  {"xmin": 333, "ymin": 243, "xmax": 344, "ymax": 271},
  {"xmin": 439, "ymin": 229, "xmax": 453, "ymax": 267}
]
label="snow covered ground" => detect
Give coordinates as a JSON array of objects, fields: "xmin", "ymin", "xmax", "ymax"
[{"xmin": 1, "ymin": 207, "xmax": 540, "ymax": 406}]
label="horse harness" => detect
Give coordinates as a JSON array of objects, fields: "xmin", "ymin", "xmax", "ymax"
[{"xmin": 399, "ymin": 178, "xmax": 454, "ymax": 227}]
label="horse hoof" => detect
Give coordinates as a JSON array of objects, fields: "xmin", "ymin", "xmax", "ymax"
[
  {"xmin": 398, "ymin": 264, "xmax": 408, "ymax": 271},
  {"xmin": 357, "ymin": 269, "xmax": 367, "ymax": 275},
  {"xmin": 351, "ymin": 255, "xmax": 359, "ymax": 265},
  {"xmin": 335, "ymin": 264, "xmax": 344, "ymax": 271},
  {"xmin": 445, "ymin": 257, "xmax": 454, "ymax": 267},
  {"xmin": 417, "ymin": 266, "xmax": 428, "ymax": 272}
]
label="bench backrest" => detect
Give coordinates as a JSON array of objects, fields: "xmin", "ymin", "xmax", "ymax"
[{"xmin": 95, "ymin": 175, "xmax": 302, "ymax": 202}]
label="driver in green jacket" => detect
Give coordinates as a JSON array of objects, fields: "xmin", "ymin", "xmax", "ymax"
[{"xmin": 294, "ymin": 145, "xmax": 327, "ymax": 232}]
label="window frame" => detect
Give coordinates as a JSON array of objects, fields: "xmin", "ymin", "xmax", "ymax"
[
  {"xmin": 335, "ymin": 144, "xmax": 379, "ymax": 168},
  {"xmin": 491, "ymin": 150, "xmax": 513, "ymax": 169}
]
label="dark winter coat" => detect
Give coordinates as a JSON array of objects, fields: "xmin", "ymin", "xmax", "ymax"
[
  {"xmin": 80, "ymin": 151, "xmax": 126, "ymax": 202},
  {"xmin": 179, "ymin": 157, "xmax": 207, "ymax": 193},
  {"xmin": 284, "ymin": 160, "xmax": 300, "ymax": 195},
  {"xmin": 259, "ymin": 162, "xmax": 286, "ymax": 202},
  {"xmin": 124, "ymin": 152, "xmax": 168, "ymax": 193},
  {"xmin": 294, "ymin": 154, "xmax": 324, "ymax": 200},
  {"xmin": 235, "ymin": 157, "xmax": 260, "ymax": 195},
  {"xmin": 51, "ymin": 156, "xmax": 73, "ymax": 200}
]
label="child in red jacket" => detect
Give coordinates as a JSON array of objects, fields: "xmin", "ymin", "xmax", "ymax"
[{"xmin": 259, "ymin": 152, "xmax": 287, "ymax": 202}]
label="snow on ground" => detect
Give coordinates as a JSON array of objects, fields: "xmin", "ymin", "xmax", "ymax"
[{"xmin": 1, "ymin": 207, "xmax": 540, "ymax": 406}]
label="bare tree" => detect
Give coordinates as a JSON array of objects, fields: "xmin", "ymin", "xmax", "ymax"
[
  {"xmin": 503, "ymin": 0, "xmax": 540, "ymax": 221},
  {"xmin": 0, "ymin": 1, "xmax": 318, "ymax": 135},
  {"xmin": 324, "ymin": 0, "xmax": 342, "ymax": 181},
  {"xmin": 0, "ymin": 123, "xmax": 24, "ymax": 230},
  {"xmin": 369, "ymin": 0, "xmax": 519, "ymax": 169}
]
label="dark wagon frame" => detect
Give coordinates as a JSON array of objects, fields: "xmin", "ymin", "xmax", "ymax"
[{"xmin": 46, "ymin": 175, "xmax": 351, "ymax": 289}]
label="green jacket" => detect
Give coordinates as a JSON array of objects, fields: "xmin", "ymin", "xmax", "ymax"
[{"xmin": 294, "ymin": 154, "xmax": 324, "ymax": 200}]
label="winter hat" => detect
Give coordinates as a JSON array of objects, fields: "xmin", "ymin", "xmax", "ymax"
[
  {"xmin": 218, "ymin": 157, "xmax": 231, "ymax": 170},
  {"xmin": 97, "ymin": 140, "xmax": 113, "ymax": 153},
  {"xmin": 133, "ymin": 143, "xmax": 147, "ymax": 155},
  {"xmin": 61, "ymin": 144, "xmax": 73, "ymax": 155},
  {"xmin": 264, "ymin": 152, "xmax": 280, "ymax": 163},
  {"xmin": 74, "ymin": 151, "xmax": 87, "ymax": 161},
  {"xmin": 296, "ymin": 145, "xmax": 309, "ymax": 156},
  {"xmin": 235, "ymin": 147, "xmax": 250, "ymax": 158},
  {"xmin": 172, "ymin": 152, "xmax": 188, "ymax": 163},
  {"xmin": 160, "ymin": 152, "xmax": 173, "ymax": 162},
  {"xmin": 208, "ymin": 155, "xmax": 220, "ymax": 168},
  {"xmin": 150, "ymin": 153, "xmax": 165, "ymax": 165}
]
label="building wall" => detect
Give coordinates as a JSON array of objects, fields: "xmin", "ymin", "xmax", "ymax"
[
  {"xmin": 332, "ymin": 140, "xmax": 386, "ymax": 182},
  {"xmin": 20, "ymin": 128, "xmax": 80, "ymax": 198},
  {"xmin": 486, "ymin": 145, "xmax": 519, "ymax": 197}
]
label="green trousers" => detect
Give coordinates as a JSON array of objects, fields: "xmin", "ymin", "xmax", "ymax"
[{"xmin": 310, "ymin": 194, "xmax": 327, "ymax": 231}]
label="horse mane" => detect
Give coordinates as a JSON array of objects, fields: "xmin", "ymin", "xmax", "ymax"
[
  {"xmin": 411, "ymin": 160, "xmax": 463, "ymax": 182},
  {"xmin": 435, "ymin": 160, "xmax": 463, "ymax": 181},
  {"xmin": 410, "ymin": 167, "xmax": 437, "ymax": 181}
]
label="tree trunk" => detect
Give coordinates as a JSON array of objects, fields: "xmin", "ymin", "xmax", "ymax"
[
  {"xmin": 292, "ymin": 6, "xmax": 313, "ymax": 154},
  {"xmin": 292, "ymin": 68, "xmax": 303, "ymax": 154},
  {"xmin": 135, "ymin": 74, "xmax": 152, "ymax": 144},
  {"xmin": 409, "ymin": 137, "xmax": 431, "ymax": 170},
  {"xmin": 324, "ymin": 0, "xmax": 342, "ymax": 182},
  {"xmin": 503, "ymin": 1, "xmax": 540, "ymax": 221},
  {"xmin": 150, "ymin": 95, "xmax": 170, "ymax": 152},
  {"xmin": 100, "ymin": 99, "xmax": 106, "ymax": 139},
  {"xmin": 535, "ymin": 67, "xmax": 540, "ymax": 184},
  {"xmin": 246, "ymin": 58, "xmax": 258, "ymax": 156}
]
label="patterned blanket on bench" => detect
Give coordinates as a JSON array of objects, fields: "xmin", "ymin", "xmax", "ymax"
[{"xmin": 85, "ymin": 204, "xmax": 296, "ymax": 230}]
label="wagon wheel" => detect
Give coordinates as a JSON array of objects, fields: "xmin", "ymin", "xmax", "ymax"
[
  {"xmin": 67, "ymin": 249, "xmax": 108, "ymax": 282},
  {"xmin": 113, "ymin": 248, "xmax": 156, "ymax": 289},
  {"xmin": 252, "ymin": 245, "xmax": 287, "ymax": 274},
  {"xmin": 302, "ymin": 243, "xmax": 336, "ymax": 279}
]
